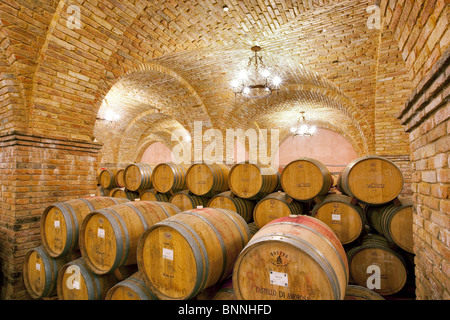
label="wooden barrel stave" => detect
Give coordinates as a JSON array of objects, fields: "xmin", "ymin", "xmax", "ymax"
[
  {"xmin": 169, "ymin": 190, "xmax": 209, "ymax": 212},
  {"xmin": 252, "ymin": 192, "xmax": 304, "ymax": 229},
  {"xmin": 152, "ymin": 162, "xmax": 190, "ymax": 194},
  {"xmin": 346, "ymin": 234, "xmax": 408, "ymax": 296},
  {"xmin": 232, "ymin": 215, "xmax": 349, "ymax": 300},
  {"xmin": 40, "ymin": 197, "xmax": 130, "ymax": 258},
  {"xmin": 79, "ymin": 201, "xmax": 181, "ymax": 274},
  {"xmin": 365, "ymin": 197, "xmax": 414, "ymax": 253},
  {"xmin": 23, "ymin": 246, "xmax": 71, "ymax": 299},
  {"xmin": 207, "ymin": 191, "xmax": 255, "ymax": 223},
  {"xmin": 105, "ymin": 271, "xmax": 158, "ymax": 300},
  {"xmin": 99, "ymin": 169, "xmax": 118, "ymax": 189},
  {"xmin": 124, "ymin": 163, "xmax": 154, "ymax": 192},
  {"xmin": 186, "ymin": 162, "xmax": 230, "ymax": 197},
  {"xmin": 139, "ymin": 189, "xmax": 170, "ymax": 202},
  {"xmin": 137, "ymin": 208, "xmax": 250, "ymax": 300},
  {"xmin": 338, "ymin": 156, "xmax": 404, "ymax": 205},
  {"xmin": 281, "ymin": 158, "xmax": 332, "ymax": 201},
  {"xmin": 57, "ymin": 257, "xmax": 118, "ymax": 300},
  {"xmin": 228, "ymin": 162, "xmax": 280, "ymax": 200},
  {"xmin": 311, "ymin": 194, "xmax": 366, "ymax": 244}
]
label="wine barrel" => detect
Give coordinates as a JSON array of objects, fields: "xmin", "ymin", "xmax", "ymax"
[
  {"xmin": 137, "ymin": 207, "xmax": 251, "ymax": 300},
  {"xmin": 228, "ymin": 162, "xmax": 280, "ymax": 200},
  {"xmin": 23, "ymin": 246, "xmax": 71, "ymax": 299},
  {"xmin": 213, "ymin": 278, "xmax": 236, "ymax": 300},
  {"xmin": 169, "ymin": 190, "xmax": 209, "ymax": 212},
  {"xmin": 365, "ymin": 198, "xmax": 414, "ymax": 253},
  {"xmin": 252, "ymin": 192, "xmax": 304, "ymax": 229},
  {"xmin": 281, "ymin": 158, "xmax": 332, "ymax": 201},
  {"xmin": 247, "ymin": 222, "xmax": 259, "ymax": 238},
  {"xmin": 140, "ymin": 189, "xmax": 170, "ymax": 202},
  {"xmin": 232, "ymin": 215, "xmax": 349, "ymax": 300},
  {"xmin": 311, "ymin": 194, "xmax": 366, "ymax": 244},
  {"xmin": 99, "ymin": 169, "xmax": 118, "ymax": 189},
  {"xmin": 338, "ymin": 156, "xmax": 404, "ymax": 205},
  {"xmin": 152, "ymin": 162, "xmax": 190, "ymax": 194},
  {"xmin": 110, "ymin": 188, "xmax": 140, "ymax": 201},
  {"xmin": 344, "ymin": 285, "xmax": 385, "ymax": 300},
  {"xmin": 105, "ymin": 271, "xmax": 158, "ymax": 300},
  {"xmin": 346, "ymin": 234, "xmax": 408, "ymax": 295},
  {"xmin": 57, "ymin": 258, "xmax": 118, "ymax": 300},
  {"xmin": 40, "ymin": 197, "xmax": 130, "ymax": 258},
  {"xmin": 115, "ymin": 169, "xmax": 125, "ymax": 188},
  {"xmin": 79, "ymin": 201, "xmax": 181, "ymax": 275},
  {"xmin": 207, "ymin": 191, "xmax": 255, "ymax": 223},
  {"xmin": 124, "ymin": 163, "xmax": 154, "ymax": 192},
  {"xmin": 186, "ymin": 162, "xmax": 230, "ymax": 197}
]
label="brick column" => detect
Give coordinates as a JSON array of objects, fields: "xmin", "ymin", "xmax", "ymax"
[
  {"xmin": 398, "ymin": 49, "xmax": 450, "ymax": 300},
  {"xmin": 0, "ymin": 131, "xmax": 102, "ymax": 299}
]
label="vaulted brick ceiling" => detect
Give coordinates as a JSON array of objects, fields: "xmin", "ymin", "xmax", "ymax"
[
  {"xmin": 0, "ymin": 0, "xmax": 414, "ymax": 163},
  {"xmin": 94, "ymin": 0, "xmax": 394, "ymax": 163}
]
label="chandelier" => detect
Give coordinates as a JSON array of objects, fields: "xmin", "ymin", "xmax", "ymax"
[
  {"xmin": 231, "ymin": 46, "xmax": 282, "ymax": 99},
  {"xmin": 290, "ymin": 111, "xmax": 316, "ymax": 137}
]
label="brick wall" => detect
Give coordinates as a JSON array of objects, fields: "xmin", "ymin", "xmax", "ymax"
[
  {"xmin": 0, "ymin": 131, "xmax": 101, "ymax": 299},
  {"xmin": 398, "ymin": 50, "xmax": 450, "ymax": 300}
]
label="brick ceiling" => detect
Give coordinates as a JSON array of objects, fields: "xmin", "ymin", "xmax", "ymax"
[{"xmin": 0, "ymin": 0, "xmax": 417, "ymax": 163}]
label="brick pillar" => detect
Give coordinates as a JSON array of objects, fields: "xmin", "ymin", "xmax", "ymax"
[
  {"xmin": 398, "ymin": 49, "xmax": 450, "ymax": 300},
  {"xmin": 0, "ymin": 131, "xmax": 102, "ymax": 299}
]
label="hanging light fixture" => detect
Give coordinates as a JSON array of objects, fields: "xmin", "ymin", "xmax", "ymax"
[
  {"xmin": 290, "ymin": 111, "xmax": 316, "ymax": 137},
  {"xmin": 231, "ymin": 46, "xmax": 282, "ymax": 99}
]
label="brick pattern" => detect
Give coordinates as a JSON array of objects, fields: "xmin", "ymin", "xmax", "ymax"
[
  {"xmin": 398, "ymin": 50, "xmax": 450, "ymax": 300},
  {"xmin": 0, "ymin": 132, "xmax": 101, "ymax": 299}
]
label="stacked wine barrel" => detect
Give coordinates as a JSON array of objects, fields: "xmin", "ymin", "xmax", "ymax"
[
  {"xmin": 24, "ymin": 196, "xmax": 130, "ymax": 299},
  {"xmin": 25, "ymin": 155, "xmax": 414, "ymax": 300}
]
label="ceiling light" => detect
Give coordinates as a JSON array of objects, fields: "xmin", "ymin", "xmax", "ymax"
[
  {"xmin": 231, "ymin": 46, "xmax": 282, "ymax": 99},
  {"xmin": 291, "ymin": 111, "xmax": 316, "ymax": 137},
  {"xmin": 223, "ymin": 5, "xmax": 229, "ymax": 11}
]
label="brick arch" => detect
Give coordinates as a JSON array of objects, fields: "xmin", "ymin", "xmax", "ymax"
[{"xmin": 236, "ymin": 88, "xmax": 372, "ymax": 154}]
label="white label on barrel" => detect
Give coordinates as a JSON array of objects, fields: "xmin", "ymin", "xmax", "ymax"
[
  {"xmin": 36, "ymin": 263, "xmax": 40, "ymax": 271},
  {"xmin": 163, "ymin": 248, "xmax": 173, "ymax": 261},
  {"xmin": 135, "ymin": 198, "xmax": 140, "ymax": 201},
  {"xmin": 98, "ymin": 228, "xmax": 105, "ymax": 238},
  {"xmin": 270, "ymin": 271, "xmax": 288, "ymax": 287},
  {"xmin": 54, "ymin": 220, "xmax": 60, "ymax": 228},
  {"xmin": 332, "ymin": 214, "xmax": 341, "ymax": 221}
]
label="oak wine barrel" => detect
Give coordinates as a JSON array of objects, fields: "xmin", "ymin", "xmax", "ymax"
[
  {"xmin": 79, "ymin": 201, "xmax": 181, "ymax": 274},
  {"xmin": 23, "ymin": 246, "xmax": 71, "ymax": 299},
  {"xmin": 207, "ymin": 191, "xmax": 255, "ymax": 223},
  {"xmin": 124, "ymin": 163, "xmax": 154, "ymax": 192},
  {"xmin": 344, "ymin": 285, "xmax": 385, "ymax": 300},
  {"xmin": 232, "ymin": 215, "xmax": 349, "ymax": 300},
  {"xmin": 105, "ymin": 271, "xmax": 158, "ymax": 300},
  {"xmin": 311, "ymin": 194, "xmax": 366, "ymax": 244},
  {"xmin": 109, "ymin": 188, "xmax": 140, "ymax": 201},
  {"xmin": 253, "ymin": 192, "xmax": 304, "ymax": 229},
  {"xmin": 152, "ymin": 162, "xmax": 190, "ymax": 194},
  {"xmin": 40, "ymin": 197, "xmax": 130, "ymax": 258},
  {"xmin": 346, "ymin": 234, "xmax": 408, "ymax": 295},
  {"xmin": 57, "ymin": 258, "xmax": 118, "ymax": 300},
  {"xmin": 338, "ymin": 156, "xmax": 404, "ymax": 205},
  {"xmin": 365, "ymin": 197, "xmax": 414, "ymax": 253},
  {"xmin": 281, "ymin": 158, "xmax": 332, "ymax": 201},
  {"xmin": 115, "ymin": 169, "xmax": 125, "ymax": 188},
  {"xmin": 247, "ymin": 222, "xmax": 259, "ymax": 238},
  {"xmin": 99, "ymin": 169, "xmax": 118, "ymax": 189},
  {"xmin": 228, "ymin": 162, "xmax": 280, "ymax": 200},
  {"xmin": 137, "ymin": 207, "xmax": 251, "ymax": 300},
  {"xmin": 186, "ymin": 162, "xmax": 230, "ymax": 197},
  {"xmin": 213, "ymin": 278, "xmax": 236, "ymax": 300},
  {"xmin": 139, "ymin": 189, "xmax": 170, "ymax": 202},
  {"xmin": 169, "ymin": 190, "xmax": 209, "ymax": 212}
]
